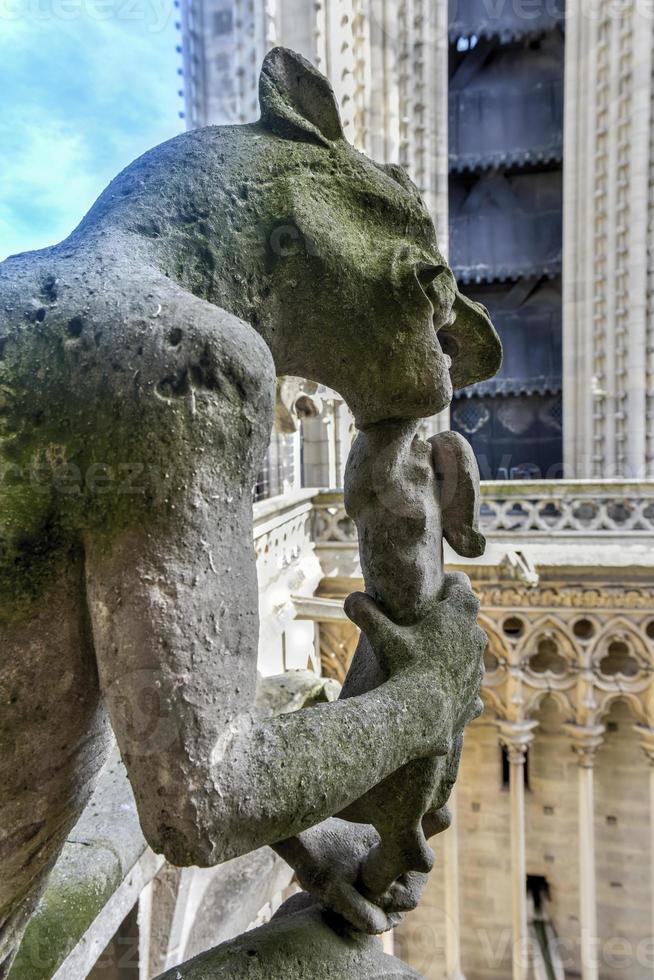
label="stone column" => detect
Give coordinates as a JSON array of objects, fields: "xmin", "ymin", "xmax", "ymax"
[
  {"xmin": 497, "ymin": 720, "xmax": 538, "ymax": 980},
  {"xmin": 444, "ymin": 785, "xmax": 465, "ymax": 980},
  {"xmin": 564, "ymin": 723, "xmax": 605, "ymax": 980},
  {"xmin": 635, "ymin": 725, "xmax": 654, "ymax": 951},
  {"xmin": 325, "ymin": 400, "xmax": 338, "ymax": 489},
  {"xmin": 562, "ymin": 0, "xmax": 654, "ymax": 478}
]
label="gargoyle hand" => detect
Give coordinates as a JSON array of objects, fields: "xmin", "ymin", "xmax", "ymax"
[
  {"xmin": 345, "ymin": 572, "xmax": 486, "ymax": 754},
  {"xmin": 272, "ymin": 818, "xmax": 427, "ymax": 934}
]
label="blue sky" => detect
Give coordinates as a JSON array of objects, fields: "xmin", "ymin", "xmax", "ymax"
[{"xmin": 0, "ymin": 0, "xmax": 183, "ymax": 260}]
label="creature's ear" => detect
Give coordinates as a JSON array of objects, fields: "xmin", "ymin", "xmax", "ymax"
[
  {"xmin": 430, "ymin": 431, "xmax": 485, "ymax": 559},
  {"xmin": 259, "ymin": 47, "xmax": 344, "ymax": 147}
]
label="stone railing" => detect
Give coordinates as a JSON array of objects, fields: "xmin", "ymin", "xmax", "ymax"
[
  {"xmin": 253, "ymin": 488, "xmax": 320, "ymax": 589},
  {"xmin": 310, "ymin": 489, "xmax": 358, "ymax": 544},
  {"xmin": 479, "ymin": 480, "xmax": 654, "ymax": 536},
  {"xmin": 9, "ymin": 746, "xmax": 163, "ymax": 980},
  {"xmin": 253, "ymin": 489, "xmax": 324, "ymax": 674},
  {"xmin": 311, "ymin": 481, "xmax": 654, "ymax": 543}
]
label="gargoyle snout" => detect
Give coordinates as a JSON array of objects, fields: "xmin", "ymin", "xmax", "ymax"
[{"xmin": 443, "ymin": 291, "xmax": 503, "ymax": 390}]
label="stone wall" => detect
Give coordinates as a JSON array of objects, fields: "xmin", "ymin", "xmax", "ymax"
[{"xmin": 395, "ymin": 699, "xmax": 652, "ymax": 980}]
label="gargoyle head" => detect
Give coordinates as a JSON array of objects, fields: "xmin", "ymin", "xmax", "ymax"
[{"xmin": 251, "ymin": 47, "xmax": 501, "ymax": 427}]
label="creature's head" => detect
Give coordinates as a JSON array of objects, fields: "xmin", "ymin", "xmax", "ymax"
[{"xmin": 210, "ymin": 48, "xmax": 501, "ymax": 428}]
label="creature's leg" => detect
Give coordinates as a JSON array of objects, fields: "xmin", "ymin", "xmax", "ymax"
[{"xmin": 0, "ymin": 552, "xmax": 112, "ymax": 976}]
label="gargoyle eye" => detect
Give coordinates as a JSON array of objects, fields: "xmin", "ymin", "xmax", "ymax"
[{"xmin": 358, "ymin": 189, "xmax": 397, "ymax": 217}]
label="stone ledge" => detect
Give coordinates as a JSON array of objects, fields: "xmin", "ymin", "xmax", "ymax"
[
  {"xmin": 10, "ymin": 672, "xmax": 339, "ymax": 980},
  {"xmin": 8, "ymin": 745, "xmax": 158, "ymax": 980}
]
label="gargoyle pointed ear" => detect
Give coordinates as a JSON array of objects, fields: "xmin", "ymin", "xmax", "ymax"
[{"xmin": 259, "ymin": 47, "xmax": 344, "ymax": 147}]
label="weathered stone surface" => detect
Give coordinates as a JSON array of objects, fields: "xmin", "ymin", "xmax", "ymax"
[
  {"xmin": 181, "ymin": 848, "xmax": 293, "ymax": 960},
  {"xmin": 254, "ymin": 669, "xmax": 340, "ymax": 718},
  {"xmin": 8, "ymin": 746, "xmax": 147, "ymax": 980},
  {"xmin": 430, "ymin": 431, "xmax": 485, "ymax": 559},
  {"xmin": 0, "ymin": 44, "xmax": 498, "ymax": 976},
  {"xmin": 339, "ymin": 422, "xmax": 486, "ymax": 900},
  {"xmin": 157, "ymin": 895, "xmax": 422, "ymax": 979}
]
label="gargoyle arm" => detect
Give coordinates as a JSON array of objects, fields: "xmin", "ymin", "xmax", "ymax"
[
  {"xmin": 84, "ymin": 504, "xmax": 452, "ymax": 867},
  {"xmin": 80, "ymin": 281, "xmax": 455, "ymax": 868}
]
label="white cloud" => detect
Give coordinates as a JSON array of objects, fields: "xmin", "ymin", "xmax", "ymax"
[
  {"xmin": 0, "ymin": 4, "xmax": 182, "ymax": 259},
  {"xmin": 0, "ymin": 112, "xmax": 101, "ymax": 257}
]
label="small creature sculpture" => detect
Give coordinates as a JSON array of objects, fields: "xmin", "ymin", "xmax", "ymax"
[
  {"xmin": 0, "ymin": 47, "xmax": 500, "ymax": 975},
  {"xmin": 337, "ymin": 426, "xmax": 488, "ymax": 899}
]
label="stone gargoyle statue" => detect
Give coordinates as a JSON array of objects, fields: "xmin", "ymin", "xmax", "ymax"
[{"xmin": 0, "ymin": 47, "xmax": 500, "ymax": 978}]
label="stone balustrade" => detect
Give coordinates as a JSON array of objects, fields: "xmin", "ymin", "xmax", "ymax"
[
  {"xmin": 478, "ymin": 480, "xmax": 654, "ymax": 536},
  {"xmin": 10, "ymin": 670, "xmax": 336, "ymax": 980},
  {"xmin": 311, "ymin": 481, "xmax": 654, "ymax": 543},
  {"xmin": 253, "ymin": 489, "xmax": 325, "ymax": 675}
]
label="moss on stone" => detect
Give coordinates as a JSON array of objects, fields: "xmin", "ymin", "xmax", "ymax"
[{"xmin": 7, "ymin": 846, "xmax": 122, "ymax": 980}]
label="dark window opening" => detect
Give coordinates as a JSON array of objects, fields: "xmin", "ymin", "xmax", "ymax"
[
  {"xmin": 527, "ymin": 874, "xmax": 551, "ymax": 916},
  {"xmin": 447, "ymin": 11, "xmax": 564, "ymax": 479}
]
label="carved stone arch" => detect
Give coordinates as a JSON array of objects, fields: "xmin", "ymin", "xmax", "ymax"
[
  {"xmin": 591, "ymin": 619, "xmax": 652, "ymax": 698},
  {"xmin": 591, "ymin": 617, "xmax": 651, "ymax": 668},
  {"xmin": 515, "ymin": 615, "xmax": 579, "ymax": 666},
  {"xmin": 515, "ymin": 615, "xmax": 578, "ymax": 688},
  {"xmin": 480, "ymin": 685, "xmax": 506, "ymax": 719},
  {"xmin": 477, "ymin": 614, "xmax": 509, "ymax": 682},
  {"xmin": 596, "ymin": 691, "xmax": 648, "ymax": 727},
  {"xmin": 523, "ymin": 686, "xmax": 573, "ymax": 722}
]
